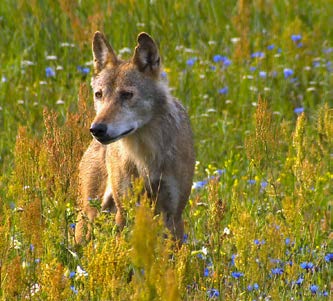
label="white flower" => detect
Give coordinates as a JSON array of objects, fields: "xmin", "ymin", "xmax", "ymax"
[
  {"xmin": 76, "ymin": 265, "xmax": 88, "ymax": 277},
  {"xmin": 223, "ymin": 227, "xmax": 231, "ymax": 235}
]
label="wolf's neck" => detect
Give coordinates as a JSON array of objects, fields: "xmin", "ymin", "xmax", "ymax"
[{"xmin": 120, "ymin": 98, "xmax": 179, "ymax": 172}]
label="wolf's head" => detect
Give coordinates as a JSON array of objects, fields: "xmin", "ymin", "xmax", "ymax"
[{"xmin": 89, "ymin": 32, "xmax": 166, "ymax": 144}]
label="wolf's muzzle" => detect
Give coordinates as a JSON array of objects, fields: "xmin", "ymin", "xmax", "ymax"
[{"xmin": 90, "ymin": 123, "xmax": 107, "ymax": 138}]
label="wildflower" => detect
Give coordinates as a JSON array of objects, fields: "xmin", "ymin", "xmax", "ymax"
[
  {"xmin": 259, "ymin": 71, "xmax": 267, "ymax": 78},
  {"xmin": 45, "ymin": 67, "xmax": 56, "ymax": 77},
  {"xmin": 271, "ymin": 267, "xmax": 284, "ymax": 275},
  {"xmin": 207, "ymin": 288, "xmax": 220, "ymax": 298},
  {"xmin": 204, "ymin": 267, "xmax": 210, "ymax": 277},
  {"xmin": 254, "ymin": 239, "xmax": 265, "ymax": 245},
  {"xmin": 260, "ymin": 181, "xmax": 268, "ymax": 190},
  {"xmin": 250, "ymin": 66, "xmax": 257, "ymax": 72},
  {"xmin": 231, "ymin": 254, "xmax": 237, "ymax": 266},
  {"xmin": 70, "ymin": 285, "xmax": 78, "ymax": 294},
  {"xmin": 310, "ymin": 284, "xmax": 318, "ymax": 294},
  {"xmin": 283, "ymin": 68, "xmax": 294, "ymax": 78},
  {"xmin": 77, "ymin": 66, "xmax": 90, "ymax": 75},
  {"xmin": 183, "ymin": 233, "xmax": 188, "ymax": 243},
  {"xmin": 46, "ymin": 55, "xmax": 57, "ymax": 60},
  {"xmin": 247, "ymin": 283, "xmax": 259, "ymax": 291},
  {"xmin": 161, "ymin": 71, "xmax": 167, "ymax": 79},
  {"xmin": 267, "ymin": 44, "xmax": 275, "ymax": 50},
  {"xmin": 323, "ymin": 291, "xmax": 328, "ymax": 297},
  {"xmin": 56, "ymin": 99, "xmax": 65, "ymax": 105},
  {"xmin": 213, "ymin": 54, "xmax": 223, "ymax": 63},
  {"xmin": 76, "ymin": 265, "xmax": 88, "ymax": 277},
  {"xmin": 251, "ymin": 51, "xmax": 265, "ymax": 59},
  {"xmin": 69, "ymin": 271, "xmax": 76, "ymax": 278},
  {"xmin": 218, "ymin": 87, "xmax": 228, "ymax": 94},
  {"xmin": 295, "ymin": 277, "xmax": 304, "ymax": 285},
  {"xmin": 324, "ymin": 253, "xmax": 333, "ymax": 262},
  {"xmin": 192, "ymin": 180, "xmax": 207, "ymax": 190},
  {"xmin": 231, "ymin": 271, "xmax": 244, "ymax": 279},
  {"xmin": 1, "ymin": 75, "xmax": 7, "ymax": 82},
  {"xmin": 186, "ymin": 58, "xmax": 197, "ymax": 66},
  {"xmin": 300, "ymin": 262, "xmax": 314, "ymax": 271},
  {"xmin": 285, "ymin": 238, "xmax": 291, "ymax": 245},
  {"xmin": 223, "ymin": 227, "xmax": 230, "ymax": 235},
  {"xmin": 30, "ymin": 244, "xmax": 35, "ymax": 252},
  {"xmin": 69, "ymin": 223, "xmax": 76, "ymax": 230},
  {"xmin": 248, "ymin": 179, "xmax": 256, "ymax": 185},
  {"xmin": 291, "ymin": 34, "xmax": 302, "ymax": 42}
]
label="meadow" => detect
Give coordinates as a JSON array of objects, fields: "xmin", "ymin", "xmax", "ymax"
[{"xmin": 0, "ymin": 0, "xmax": 332, "ymax": 300}]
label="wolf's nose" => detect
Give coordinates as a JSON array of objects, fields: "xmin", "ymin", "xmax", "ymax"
[{"xmin": 90, "ymin": 123, "xmax": 107, "ymax": 138}]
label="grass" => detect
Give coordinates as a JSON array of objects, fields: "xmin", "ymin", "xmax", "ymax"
[{"xmin": 0, "ymin": 0, "xmax": 332, "ymax": 300}]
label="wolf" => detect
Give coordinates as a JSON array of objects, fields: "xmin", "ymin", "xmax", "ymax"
[{"xmin": 75, "ymin": 31, "xmax": 195, "ymax": 245}]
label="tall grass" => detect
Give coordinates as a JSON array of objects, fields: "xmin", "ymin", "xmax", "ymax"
[{"xmin": 0, "ymin": 1, "xmax": 332, "ymax": 300}]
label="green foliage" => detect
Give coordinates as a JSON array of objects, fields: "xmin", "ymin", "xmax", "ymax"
[{"xmin": 0, "ymin": 1, "xmax": 332, "ymax": 300}]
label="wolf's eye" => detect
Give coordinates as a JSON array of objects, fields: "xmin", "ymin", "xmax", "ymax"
[
  {"xmin": 95, "ymin": 90, "xmax": 103, "ymax": 99},
  {"xmin": 119, "ymin": 91, "xmax": 134, "ymax": 101}
]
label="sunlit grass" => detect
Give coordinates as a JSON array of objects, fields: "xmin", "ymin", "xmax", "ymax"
[{"xmin": 0, "ymin": 1, "xmax": 332, "ymax": 300}]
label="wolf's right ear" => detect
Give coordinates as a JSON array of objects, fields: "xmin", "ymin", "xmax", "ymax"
[{"xmin": 92, "ymin": 31, "xmax": 118, "ymax": 73}]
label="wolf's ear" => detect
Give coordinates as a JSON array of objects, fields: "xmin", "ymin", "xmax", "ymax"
[
  {"xmin": 92, "ymin": 31, "xmax": 118, "ymax": 73},
  {"xmin": 132, "ymin": 33, "xmax": 160, "ymax": 78}
]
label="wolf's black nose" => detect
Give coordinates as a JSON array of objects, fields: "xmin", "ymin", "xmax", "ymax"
[{"xmin": 90, "ymin": 123, "xmax": 107, "ymax": 138}]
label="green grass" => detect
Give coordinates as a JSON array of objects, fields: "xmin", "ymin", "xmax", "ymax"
[{"xmin": 0, "ymin": 0, "xmax": 332, "ymax": 300}]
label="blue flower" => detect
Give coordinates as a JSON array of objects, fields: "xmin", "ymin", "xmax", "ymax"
[
  {"xmin": 218, "ymin": 87, "xmax": 228, "ymax": 94},
  {"xmin": 192, "ymin": 180, "xmax": 208, "ymax": 190},
  {"xmin": 250, "ymin": 66, "xmax": 257, "ymax": 72},
  {"xmin": 204, "ymin": 267, "xmax": 210, "ymax": 277},
  {"xmin": 259, "ymin": 71, "xmax": 267, "ymax": 78},
  {"xmin": 247, "ymin": 283, "xmax": 259, "ymax": 291},
  {"xmin": 291, "ymin": 34, "xmax": 302, "ymax": 42},
  {"xmin": 207, "ymin": 288, "xmax": 220, "ymax": 298},
  {"xmin": 267, "ymin": 44, "xmax": 275, "ymax": 50},
  {"xmin": 161, "ymin": 71, "xmax": 167, "ymax": 79},
  {"xmin": 70, "ymin": 285, "xmax": 78, "ymax": 294},
  {"xmin": 285, "ymin": 238, "xmax": 291, "ymax": 245},
  {"xmin": 231, "ymin": 271, "xmax": 244, "ymax": 279},
  {"xmin": 251, "ymin": 52, "xmax": 265, "ymax": 59},
  {"xmin": 294, "ymin": 107, "xmax": 304, "ymax": 115},
  {"xmin": 223, "ymin": 58, "xmax": 231, "ymax": 67},
  {"xmin": 310, "ymin": 284, "xmax": 318, "ymax": 294},
  {"xmin": 325, "ymin": 253, "xmax": 333, "ymax": 262},
  {"xmin": 248, "ymin": 179, "xmax": 256, "ymax": 185},
  {"xmin": 231, "ymin": 254, "xmax": 237, "ymax": 266},
  {"xmin": 186, "ymin": 58, "xmax": 197, "ymax": 66},
  {"xmin": 213, "ymin": 54, "xmax": 223, "ymax": 63},
  {"xmin": 182, "ymin": 233, "xmax": 188, "ymax": 244},
  {"xmin": 69, "ymin": 271, "xmax": 76, "ymax": 278},
  {"xmin": 254, "ymin": 239, "xmax": 263, "ymax": 245},
  {"xmin": 283, "ymin": 68, "xmax": 294, "ymax": 78},
  {"xmin": 271, "ymin": 268, "xmax": 283, "ymax": 275},
  {"xmin": 77, "ymin": 66, "xmax": 90, "ymax": 75},
  {"xmin": 213, "ymin": 55, "xmax": 231, "ymax": 67},
  {"xmin": 260, "ymin": 181, "xmax": 268, "ymax": 190},
  {"xmin": 296, "ymin": 277, "xmax": 304, "ymax": 285},
  {"xmin": 70, "ymin": 223, "xmax": 76, "ymax": 230},
  {"xmin": 300, "ymin": 262, "xmax": 314, "ymax": 270},
  {"xmin": 45, "ymin": 67, "xmax": 56, "ymax": 77}
]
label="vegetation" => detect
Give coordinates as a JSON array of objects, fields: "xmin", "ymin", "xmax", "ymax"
[{"xmin": 0, "ymin": 1, "xmax": 332, "ymax": 300}]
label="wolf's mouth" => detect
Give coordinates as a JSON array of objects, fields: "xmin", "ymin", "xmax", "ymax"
[{"xmin": 96, "ymin": 127, "xmax": 136, "ymax": 144}]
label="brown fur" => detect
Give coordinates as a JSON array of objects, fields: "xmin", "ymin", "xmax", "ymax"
[{"xmin": 75, "ymin": 32, "xmax": 195, "ymax": 244}]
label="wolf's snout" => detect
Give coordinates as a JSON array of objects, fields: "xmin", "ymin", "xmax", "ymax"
[{"xmin": 90, "ymin": 123, "xmax": 107, "ymax": 138}]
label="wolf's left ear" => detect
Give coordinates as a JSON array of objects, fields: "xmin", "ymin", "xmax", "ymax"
[{"xmin": 132, "ymin": 33, "xmax": 160, "ymax": 78}]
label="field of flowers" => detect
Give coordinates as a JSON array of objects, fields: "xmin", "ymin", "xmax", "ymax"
[{"xmin": 0, "ymin": 1, "xmax": 332, "ymax": 300}]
